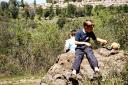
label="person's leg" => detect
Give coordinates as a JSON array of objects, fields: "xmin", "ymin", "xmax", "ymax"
[
  {"xmin": 84, "ymin": 47, "xmax": 99, "ymax": 72},
  {"xmin": 72, "ymin": 49, "xmax": 84, "ymax": 74}
]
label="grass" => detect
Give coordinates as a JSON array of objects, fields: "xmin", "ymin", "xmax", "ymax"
[
  {"xmin": 83, "ymin": 77, "xmax": 123, "ymax": 85},
  {"xmin": 0, "ymin": 74, "xmax": 42, "ymax": 85},
  {"xmin": 2, "ymin": 82, "xmax": 39, "ymax": 85}
]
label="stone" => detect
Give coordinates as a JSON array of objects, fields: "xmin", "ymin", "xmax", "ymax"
[{"xmin": 40, "ymin": 49, "xmax": 128, "ymax": 85}]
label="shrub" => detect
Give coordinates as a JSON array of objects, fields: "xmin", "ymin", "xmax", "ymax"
[
  {"xmin": 66, "ymin": 4, "xmax": 76, "ymax": 18},
  {"xmin": 56, "ymin": 5, "xmax": 61, "ymax": 16},
  {"xmin": 121, "ymin": 59, "xmax": 128, "ymax": 84},
  {"xmin": 75, "ymin": 7, "xmax": 85, "ymax": 17},
  {"xmin": 36, "ymin": 6, "xmax": 43, "ymax": 20},
  {"xmin": 56, "ymin": 16, "xmax": 66, "ymax": 29},
  {"xmin": 84, "ymin": 5, "xmax": 93, "ymax": 16}
]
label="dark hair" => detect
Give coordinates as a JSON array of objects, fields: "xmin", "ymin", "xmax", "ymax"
[
  {"xmin": 70, "ymin": 29, "xmax": 76, "ymax": 36},
  {"xmin": 83, "ymin": 20, "xmax": 94, "ymax": 28}
]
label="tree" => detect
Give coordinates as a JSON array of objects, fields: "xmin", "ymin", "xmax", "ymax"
[
  {"xmin": 1, "ymin": 1, "xmax": 9, "ymax": 11},
  {"xmin": 57, "ymin": 16, "xmax": 66, "ymax": 29},
  {"xmin": 9, "ymin": 0, "xmax": 19, "ymax": 19},
  {"xmin": 77, "ymin": 0, "xmax": 82, "ymax": 2},
  {"xmin": 122, "ymin": 4, "xmax": 128, "ymax": 13},
  {"xmin": 29, "ymin": 7, "xmax": 36, "ymax": 20},
  {"xmin": 9, "ymin": 0, "xmax": 17, "ymax": 6},
  {"xmin": 46, "ymin": 0, "xmax": 53, "ymax": 3},
  {"xmin": 21, "ymin": 0, "xmax": 24, "ymax": 8},
  {"xmin": 84, "ymin": 5, "xmax": 93, "ymax": 16},
  {"xmin": 72, "ymin": 0, "xmax": 77, "ymax": 2},
  {"xmin": 44, "ymin": 9, "xmax": 50, "ymax": 19},
  {"xmin": 36, "ymin": 6, "xmax": 43, "ymax": 20},
  {"xmin": 23, "ymin": 5, "xmax": 30, "ymax": 19},
  {"xmin": 75, "ymin": 7, "xmax": 85, "ymax": 17},
  {"xmin": 49, "ymin": 5, "xmax": 54, "ymax": 19},
  {"xmin": 34, "ymin": 0, "xmax": 36, "ymax": 7},
  {"xmin": 64, "ymin": 0, "xmax": 72, "ymax": 3},
  {"xmin": 94, "ymin": 5, "xmax": 106, "ymax": 15},
  {"xmin": 67, "ymin": 4, "xmax": 76, "ymax": 18},
  {"xmin": 56, "ymin": 5, "xmax": 61, "ymax": 16}
]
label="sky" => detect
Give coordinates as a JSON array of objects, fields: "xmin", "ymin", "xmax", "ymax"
[{"xmin": 0, "ymin": 0, "xmax": 46, "ymax": 4}]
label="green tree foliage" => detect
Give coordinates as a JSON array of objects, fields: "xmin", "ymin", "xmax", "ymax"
[
  {"xmin": 66, "ymin": 4, "xmax": 76, "ymax": 18},
  {"xmin": 75, "ymin": 7, "xmax": 85, "ymax": 17},
  {"xmin": 0, "ymin": 1, "xmax": 9, "ymax": 16},
  {"xmin": 122, "ymin": 60, "xmax": 128, "ymax": 85},
  {"xmin": 1, "ymin": 1, "xmax": 9, "ymax": 11},
  {"xmin": 107, "ymin": 14, "xmax": 128, "ymax": 50},
  {"xmin": 117, "ymin": 4, "xmax": 128, "ymax": 13},
  {"xmin": 21, "ymin": 0, "xmax": 24, "ymax": 8},
  {"xmin": 49, "ymin": 5, "xmax": 54, "ymax": 19},
  {"xmin": 94, "ymin": 5, "xmax": 106, "ymax": 16},
  {"xmin": 23, "ymin": 4, "xmax": 30, "ymax": 19},
  {"xmin": 60, "ymin": 8, "xmax": 67, "ymax": 17},
  {"xmin": 9, "ymin": 0, "xmax": 19, "ymax": 19},
  {"xmin": 56, "ymin": 5, "xmax": 61, "ymax": 16},
  {"xmin": 57, "ymin": 16, "xmax": 66, "ymax": 29},
  {"xmin": 34, "ymin": 0, "xmax": 36, "ymax": 6},
  {"xmin": 44, "ymin": 5, "xmax": 54, "ymax": 20},
  {"xmin": 64, "ymin": 0, "xmax": 71, "ymax": 3},
  {"xmin": 46, "ymin": 0, "xmax": 53, "ymax": 3},
  {"xmin": 63, "ymin": 17, "xmax": 84, "ymax": 31},
  {"xmin": 36, "ymin": 6, "xmax": 43, "ymax": 20},
  {"xmin": 29, "ymin": 8, "xmax": 36, "ymax": 20},
  {"xmin": 64, "ymin": 0, "xmax": 82, "ymax": 2},
  {"xmin": 107, "ymin": 5, "xmax": 118, "ymax": 14},
  {"xmin": 77, "ymin": 0, "xmax": 82, "ymax": 2},
  {"xmin": 84, "ymin": 5, "xmax": 93, "ymax": 16},
  {"xmin": 122, "ymin": 4, "xmax": 128, "ymax": 13},
  {"xmin": 44, "ymin": 9, "xmax": 50, "ymax": 19}
]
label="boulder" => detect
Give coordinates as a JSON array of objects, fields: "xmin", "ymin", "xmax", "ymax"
[{"xmin": 40, "ymin": 48, "xmax": 128, "ymax": 85}]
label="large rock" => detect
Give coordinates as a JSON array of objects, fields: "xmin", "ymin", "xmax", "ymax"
[{"xmin": 40, "ymin": 48, "xmax": 128, "ymax": 85}]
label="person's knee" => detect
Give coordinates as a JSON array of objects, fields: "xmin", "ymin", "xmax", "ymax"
[
  {"xmin": 85, "ymin": 47, "xmax": 93, "ymax": 52},
  {"xmin": 75, "ymin": 50, "xmax": 84, "ymax": 59},
  {"xmin": 75, "ymin": 54, "xmax": 84, "ymax": 60}
]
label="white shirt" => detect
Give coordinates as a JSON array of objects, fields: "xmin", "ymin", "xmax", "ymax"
[{"xmin": 65, "ymin": 36, "xmax": 76, "ymax": 53}]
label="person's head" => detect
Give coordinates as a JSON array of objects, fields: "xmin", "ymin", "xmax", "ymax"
[
  {"xmin": 70, "ymin": 29, "xmax": 76, "ymax": 37},
  {"xmin": 83, "ymin": 20, "xmax": 94, "ymax": 32}
]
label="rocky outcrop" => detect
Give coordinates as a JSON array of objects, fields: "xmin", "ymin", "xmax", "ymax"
[{"xmin": 40, "ymin": 48, "xmax": 128, "ymax": 85}]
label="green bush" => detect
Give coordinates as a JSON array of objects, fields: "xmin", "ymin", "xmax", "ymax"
[
  {"xmin": 1, "ymin": 1, "xmax": 9, "ymax": 11},
  {"xmin": 66, "ymin": 4, "xmax": 77, "ymax": 18},
  {"xmin": 94, "ymin": 5, "xmax": 106, "ymax": 16},
  {"xmin": 84, "ymin": 5, "xmax": 93, "ymax": 16},
  {"xmin": 56, "ymin": 5, "xmax": 61, "ymax": 16},
  {"xmin": 44, "ymin": 9, "xmax": 50, "ymax": 19},
  {"xmin": 75, "ymin": 7, "xmax": 85, "ymax": 17},
  {"xmin": 63, "ymin": 17, "xmax": 84, "ymax": 31},
  {"xmin": 9, "ymin": 0, "xmax": 19, "ymax": 19},
  {"xmin": 56, "ymin": 16, "xmax": 66, "ymax": 29},
  {"xmin": 121, "ymin": 59, "xmax": 128, "ymax": 84}
]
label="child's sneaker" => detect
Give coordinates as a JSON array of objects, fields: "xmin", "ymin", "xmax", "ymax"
[
  {"xmin": 70, "ymin": 70, "xmax": 77, "ymax": 79},
  {"xmin": 93, "ymin": 67, "xmax": 102, "ymax": 80},
  {"xmin": 94, "ymin": 67, "xmax": 99, "ymax": 72},
  {"xmin": 72, "ymin": 69, "xmax": 77, "ymax": 75}
]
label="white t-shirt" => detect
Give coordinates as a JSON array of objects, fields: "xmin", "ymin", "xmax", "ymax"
[{"xmin": 65, "ymin": 36, "xmax": 76, "ymax": 53}]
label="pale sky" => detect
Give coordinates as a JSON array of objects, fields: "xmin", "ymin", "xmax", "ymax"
[{"xmin": 0, "ymin": 0, "xmax": 46, "ymax": 4}]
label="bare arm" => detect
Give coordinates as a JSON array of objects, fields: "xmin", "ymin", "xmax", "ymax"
[{"xmin": 75, "ymin": 40, "xmax": 91, "ymax": 46}]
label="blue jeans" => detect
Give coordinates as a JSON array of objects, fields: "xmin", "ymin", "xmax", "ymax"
[{"xmin": 72, "ymin": 47, "xmax": 98, "ymax": 73}]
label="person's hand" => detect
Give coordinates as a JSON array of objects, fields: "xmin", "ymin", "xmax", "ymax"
[
  {"xmin": 83, "ymin": 42, "xmax": 91, "ymax": 47},
  {"xmin": 97, "ymin": 38, "xmax": 107, "ymax": 46}
]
